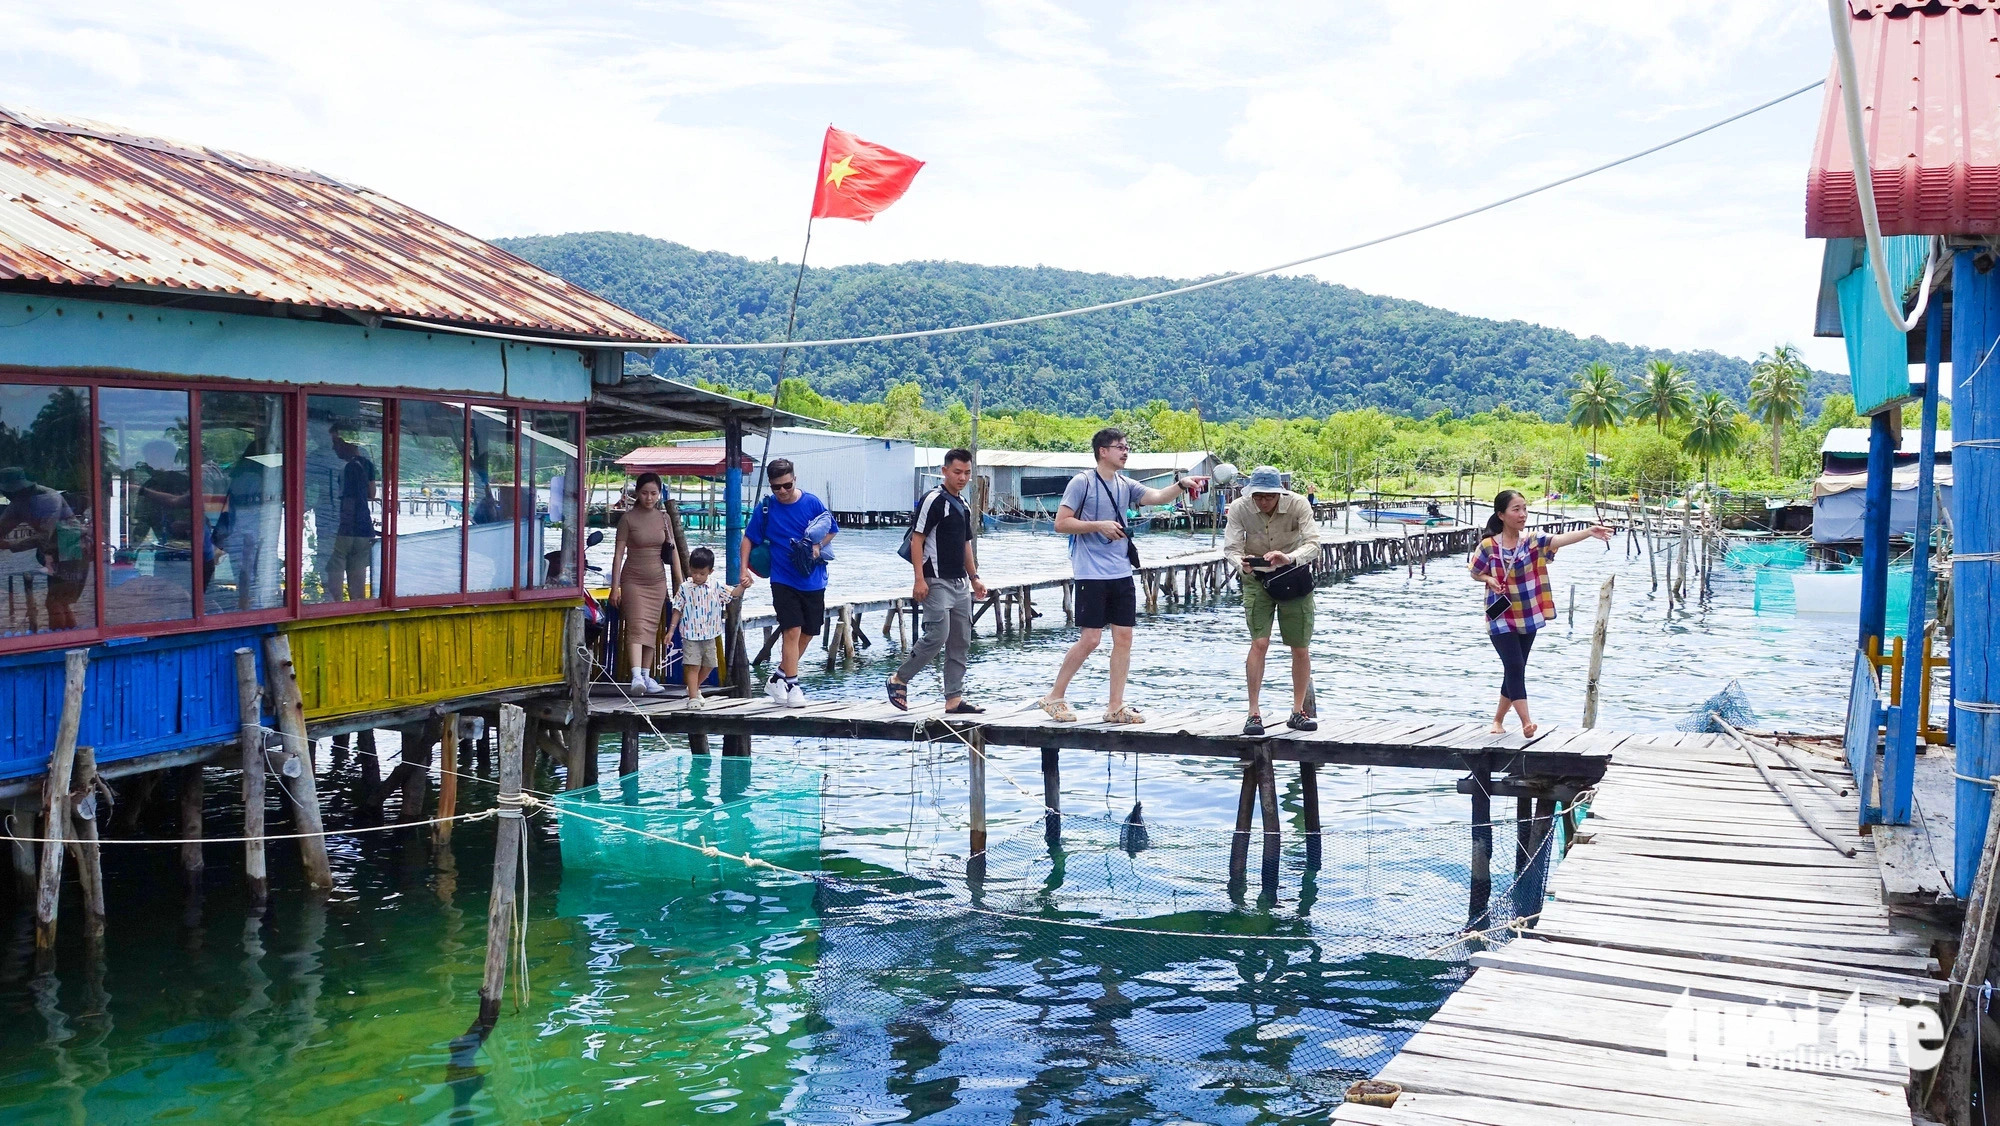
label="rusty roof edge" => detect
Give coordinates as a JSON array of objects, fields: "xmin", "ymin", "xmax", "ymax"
[
  {"xmin": 0, "ymin": 105, "xmax": 360, "ymax": 190},
  {"xmin": 378, "ymin": 314, "xmax": 681, "ymax": 347}
]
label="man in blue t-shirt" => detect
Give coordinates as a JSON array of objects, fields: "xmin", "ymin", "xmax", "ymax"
[
  {"xmin": 1037, "ymin": 427, "xmax": 1201, "ymax": 725},
  {"xmin": 740, "ymin": 458, "xmax": 836, "ymax": 705}
]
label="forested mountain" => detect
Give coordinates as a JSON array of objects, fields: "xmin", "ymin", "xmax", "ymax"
[{"xmin": 498, "ymin": 232, "xmax": 1833, "ymax": 421}]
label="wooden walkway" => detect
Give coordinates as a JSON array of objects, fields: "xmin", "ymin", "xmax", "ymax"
[{"xmin": 1334, "ymin": 731, "xmax": 1937, "ymax": 1126}]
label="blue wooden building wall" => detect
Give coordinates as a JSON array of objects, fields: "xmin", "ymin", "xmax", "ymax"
[{"xmin": 0, "ymin": 626, "xmax": 272, "ymax": 781}]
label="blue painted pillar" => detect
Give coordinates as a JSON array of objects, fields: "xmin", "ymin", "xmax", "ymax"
[
  {"xmin": 724, "ymin": 419, "xmax": 745, "ymax": 584},
  {"xmin": 1859, "ymin": 412, "xmax": 1896, "ymax": 650},
  {"xmin": 1885, "ymin": 303, "xmax": 1943, "ymax": 823},
  {"xmin": 1954, "ymin": 250, "xmax": 2000, "ymax": 896}
]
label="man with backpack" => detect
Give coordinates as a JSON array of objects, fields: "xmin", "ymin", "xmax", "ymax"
[
  {"xmin": 1038, "ymin": 428, "xmax": 1201, "ymax": 724},
  {"xmin": 741, "ymin": 458, "xmax": 836, "ymax": 705},
  {"xmin": 887, "ymin": 448, "xmax": 988, "ymax": 713}
]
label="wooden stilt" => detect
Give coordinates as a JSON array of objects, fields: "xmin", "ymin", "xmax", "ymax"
[
  {"xmin": 619, "ymin": 728, "xmax": 639, "ymax": 777},
  {"xmin": 689, "ymin": 731, "xmax": 711, "ymax": 755},
  {"xmin": 396, "ymin": 721, "xmax": 433, "ymax": 826},
  {"xmin": 1228, "ymin": 758, "xmax": 1256, "ymax": 888},
  {"xmin": 33, "ymin": 650, "xmax": 87, "ymax": 959},
  {"xmin": 435, "ymin": 713, "xmax": 460, "ymax": 852},
  {"xmin": 1514, "ymin": 795, "xmax": 1533, "ymax": 874},
  {"xmin": 360, "ymin": 728, "xmax": 381, "ymax": 794},
  {"xmin": 8, "ymin": 798, "xmax": 38, "ymax": 896},
  {"xmin": 564, "ymin": 607, "xmax": 590, "ymax": 790},
  {"xmin": 967, "ymin": 727, "xmax": 987, "ymax": 855},
  {"xmin": 1301, "ymin": 762, "xmax": 1322, "ymax": 870},
  {"xmin": 1040, "ymin": 746, "xmax": 1061, "ymax": 844},
  {"xmin": 67, "ymin": 747, "xmax": 104, "ymax": 942},
  {"xmin": 262, "ymin": 635, "xmax": 332, "ymax": 891},
  {"xmin": 1256, "ymin": 752, "xmax": 1281, "ymax": 893},
  {"xmin": 178, "ymin": 763, "xmax": 204, "ymax": 894},
  {"xmin": 1582, "ymin": 575, "xmax": 1616, "ymax": 728},
  {"xmin": 477, "ymin": 704, "xmax": 526, "ymax": 1030},
  {"xmin": 1468, "ymin": 768, "xmax": 1492, "ymax": 930},
  {"xmin": 233, "ymin": 648, "xmax": 268, "ymax": 911}
]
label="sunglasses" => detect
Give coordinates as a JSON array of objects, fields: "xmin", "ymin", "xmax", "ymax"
[{"xmin": 771, "ymin": 480, "xmax": 798, "ymax": 492}]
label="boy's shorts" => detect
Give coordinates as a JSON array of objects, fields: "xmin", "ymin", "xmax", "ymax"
[{"xmin": 683, "ymin": 636, "xmax": 720, "ymax": 668}]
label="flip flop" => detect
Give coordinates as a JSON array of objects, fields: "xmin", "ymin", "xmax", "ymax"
[{"xmin": 886, "ymin": 679, "xmax": 909, "ymax": 711}]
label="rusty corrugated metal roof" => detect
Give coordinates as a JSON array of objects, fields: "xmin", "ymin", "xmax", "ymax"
[
  {"xmin": 1806, "ymin": 1, "xmax": 2000, "ymax": 238},
  {"xmin": 0, "ymin": 107, "xmax": 679, "ymax": 344}
]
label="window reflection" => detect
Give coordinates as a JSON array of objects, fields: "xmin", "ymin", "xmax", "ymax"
[
  {"xmin": 394, "ymin": 399, "xmax": 465, "ymax": 598},
  {"xmin": 305, "ymin": 396, "xmax": 383, "ymax": 604},
  {"xmin": 525, "ymin": 411, "xmax": 580, "ymax": 588},
  {"xmin": 101, "ymin": 388, "xmax": 196, "ymax": 627},
  {"xmin": 467, "ymin": 406, "xmax": 516, "ymax": 593},
  {"xmin": 202, "ymin": 391, "xmax": 287, "ymax": 614},
  {"xmin": 0, "ymin": 384, "xmax": 94, "ymax": 638}
]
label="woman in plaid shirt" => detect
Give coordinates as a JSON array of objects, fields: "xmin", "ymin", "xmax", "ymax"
[{"xmin": 1469, "ymin": 490, "xmax": 1610, "ymax": 737}]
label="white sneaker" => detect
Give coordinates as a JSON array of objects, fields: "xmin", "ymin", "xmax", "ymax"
[
  {"xmin": 628, "ymin": 673, "xmax": 648, "ymax": 696},
  {"xmin": 787, "ymin": 683, "xmax": 807, "ymax": 706},
  {"xmin": 642, "ymin": 673, "xmax": 666, "ymax": 695},
  {"xmin": 766, "ymin": 675, "xmax": 789, "ymax": 703}
]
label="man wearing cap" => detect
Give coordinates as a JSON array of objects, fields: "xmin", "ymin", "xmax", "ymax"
[{"xmin": 1223, "ymin": 466, "xmax": 1321, "ymax": 735}]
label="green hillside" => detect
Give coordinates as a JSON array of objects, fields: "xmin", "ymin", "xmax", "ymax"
[{"xmin": 497, "ymin": 232, "xmax": 1833, "ymax": 420}]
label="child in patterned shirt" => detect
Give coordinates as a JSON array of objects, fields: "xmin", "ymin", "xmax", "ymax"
[{"xmin": 668, "ymin": 547, "xmax": 753, "ymax": 709}]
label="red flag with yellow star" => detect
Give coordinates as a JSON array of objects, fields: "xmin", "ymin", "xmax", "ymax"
[{"xmin": 810, "ymin": 126, "xmax": 924, "ymax": 221}]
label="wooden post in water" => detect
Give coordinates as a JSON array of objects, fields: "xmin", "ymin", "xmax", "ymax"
[
  {"xmin": 178, "ymin": 763, "xmax": 205, "ymax": 894},
  {"xmin": 8, "ymin": 798, "xmax": 37, "ymax": 896},
  {"xmin": 563, "ymin": 607, "xmax": 590, "ymax": 788},
  {"xmin": 619, "ymin": 728, "xmax": 639, "ymax": 777},
  {"xmin": 1256, "ymin": 752, "xmax": 1281, "ymax": 894},
  {"xmin": 1041, "ymin": 747, "xmax": 1061, "ymax": 844},
  {"xmin": 966, "ymin": 726, "xmax": 988, "ymax": 856},
  {"xmin": 1467, "ymin": 767, "xmax": 1492, "ymax": 931},
  {"xmin": 1301, "ymin": 762, "xmax": 1322, "ymax": 870},
  {"xmin": 234, "ymin": 648, "xmax": 268, "ymax": 910},
  {"xmin": 34, "ymin": 649, "xmax": 87, "ymax": 959},
  {"xmin": 1933, "ymin": 767, "xmax": 2000, "ymax": 1120},
  {"xmin": 1582, "ymin": 575, "xmax": 1616, "ymax": 729},
  {"xmin": 435, "ymin": 713, "xmax": 460, "ymax": 853},
  {"xmin": 68, "ymin": 747, "xmax": 104, "ymax": 942},
  {"xmin": 262, "ymin": 635, "xmax": 332, "ymax": 891},
  {"xmin": 477, "ymin": 704, "xmax": 527, "ymax": 1030}
]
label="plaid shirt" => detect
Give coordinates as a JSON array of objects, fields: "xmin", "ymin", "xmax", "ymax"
[{"xmin": 1469, "ymin": 532, "xmax": 1557, "ymax": 634}]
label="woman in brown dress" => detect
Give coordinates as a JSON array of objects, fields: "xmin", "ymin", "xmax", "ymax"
[{"xmin": 610, "ymin": 472, "xmax": 674, "ymax": 694}]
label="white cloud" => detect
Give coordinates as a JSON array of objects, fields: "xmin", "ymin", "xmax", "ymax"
[{"xmin": 0, "ymin": 0, "xmax": 1848, "ymax": 374}]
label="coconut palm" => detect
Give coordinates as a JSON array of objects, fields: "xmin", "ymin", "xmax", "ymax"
[
  {"xmin": 1748, "ymin": 343, "xmax": 1810, "ymax": 476},
  {"xmin": 1628, "ymin": 359, "xmax": 1696, "ymax": 434},
  {"xmin": 1682, "ymin": 391, "xmax": 1743, "ymax": 485},
  {"xmin": 1567, "ymin": 361, "xmax": 1625, "ymax": 493}
]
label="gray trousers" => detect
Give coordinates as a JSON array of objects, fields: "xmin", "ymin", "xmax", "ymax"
[{"xmin": 894, "ymin": 577, "xmax": 973, "ymax": 699}]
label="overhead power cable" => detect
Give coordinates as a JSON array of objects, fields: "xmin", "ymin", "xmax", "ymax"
[{"xmin": 655, "ymin": 79, "xmax": 1826, "ymax": 352}]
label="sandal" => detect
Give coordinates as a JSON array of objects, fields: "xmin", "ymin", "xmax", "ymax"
[
  {"xmin": 1243, "ymin": 714, "xmax": 1265, "ymax": 736},
  {"xmin": 886, "ymin": 678, "xmax": 909, "ymax": 712},
  {"xmin": 945, "ymin": 700, "xmax": 985, "ymax": 715},
  {"xmin": 1102, "ymin": 705, "xmax": 1145, "ymax": 725},
  {"xmin": 1287, "ymin": 711, "xmax": 1318, "ymax": 732},
  {"xmin": 1038, "ymin": 697, "xmax": 1079, "ymax": 723}
]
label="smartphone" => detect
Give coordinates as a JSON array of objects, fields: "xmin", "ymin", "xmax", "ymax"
[{"xmin": 1486, "ymin": 593, "xmax": 1512, "ymax": 621}]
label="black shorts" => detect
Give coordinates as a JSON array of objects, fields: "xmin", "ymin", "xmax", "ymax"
[
  {"xmin": 772, "ymin": 583, "xmax": 826, "ymax": 636},
  {"xmin": 1073, "ymin": 577, "xmax": 1137, "ymax": 630}
]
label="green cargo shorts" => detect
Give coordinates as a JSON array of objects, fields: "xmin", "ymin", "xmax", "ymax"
[{"xmin": 1244, "ymin": 572, "xmax": 1314, "ymax": 648}]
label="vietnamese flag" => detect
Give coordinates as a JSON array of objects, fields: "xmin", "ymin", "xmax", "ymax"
[{"xmin": 810, "ymin": 126, "xmax": 924, "ymax": 221}]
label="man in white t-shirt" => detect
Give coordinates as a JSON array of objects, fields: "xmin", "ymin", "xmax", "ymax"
[{"xmin": 1036, "ymin": 427, "xmax": 1200, "ymax": 725}]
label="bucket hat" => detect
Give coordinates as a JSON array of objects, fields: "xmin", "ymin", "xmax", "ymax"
[{"xmin": 1244, "ymin": 466, "xmax": 1286, "ymax": 496}]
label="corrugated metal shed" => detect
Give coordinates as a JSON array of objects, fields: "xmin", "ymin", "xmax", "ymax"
[
  {"xmin": 0, "ymin": 106, "xmax": 678, "ymax": 344},
  {"xmin": 911, "ymin": 447, "xmax": 1212, "ymax": 472},
  {"xmin": 1806, "ymin": 1, "xmax": 2000, "ymax": 238}
]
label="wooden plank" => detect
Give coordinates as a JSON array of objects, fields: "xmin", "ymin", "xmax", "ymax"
[{"xmin": 1476, "ymin": 940, "xmax": 1938, "ymax": 1004}]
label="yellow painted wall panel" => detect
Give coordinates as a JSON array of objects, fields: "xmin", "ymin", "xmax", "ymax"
[{"xmin": 282, "ymin": 603, "xmax": 570, "ymax": 721}]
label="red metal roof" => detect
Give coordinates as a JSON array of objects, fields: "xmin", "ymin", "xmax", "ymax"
[
  {"xmin": 0, "ymin": 107, "xmax": 679, "ymax": 344},
  {"xmin": 614, "ymin": 448, "xmax": 755, "ymax": 477},
  {"xmin": 1806, "ymin": 1, "xmax": 2000, "ymax": 238}
]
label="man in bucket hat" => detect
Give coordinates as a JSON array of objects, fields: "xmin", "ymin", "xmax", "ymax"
[{"xmin": 1223, "ymin": 466, "xmax": 1320, "ymax": 735}]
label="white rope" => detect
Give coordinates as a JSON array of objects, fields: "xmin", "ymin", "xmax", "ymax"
[
  {"xmin": 1828, "ymin": 0, "xmax": 1940, "ymax": 330},
  {"xmin": 1957, "ymin": 700, "xmax": 2000, "ymax": 715},
  {"xmin": 1955, "ymin": 772, "xmax": 1999, "ymax": 788},
  {"xmin": 653, "ymin": 80, "xmax": 1825, "ymax": 351}
]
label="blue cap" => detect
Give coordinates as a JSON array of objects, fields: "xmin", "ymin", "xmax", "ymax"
[{"xmin": 1244, "ymin": 466, "xmax": 1285, "ymax": 495}]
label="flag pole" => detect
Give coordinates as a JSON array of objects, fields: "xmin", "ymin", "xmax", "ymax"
[{"xmin": 749, "ymin": 215, "xmax": 815, "ymax": 515}]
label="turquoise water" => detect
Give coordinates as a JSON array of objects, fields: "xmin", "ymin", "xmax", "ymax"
[{"xmin": 0, "ymin": 525, "xmax": 1864, "ymax": 1123}]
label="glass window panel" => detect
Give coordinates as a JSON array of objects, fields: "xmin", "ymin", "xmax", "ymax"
[
  {"xmin": 466, "ymin": 406, "xmax": 517, "ymax": 593},
  {"xmin": 304, "ymin": 396, "xmax": 384, "ymax": 604},
  {"xmin": 394, "ymin": 399, "xmax": 465, "ymax": 598},
  {"xmin": 100, "ymin": 387, "xmax": 195, "ymax": 627},
  {"xmin": 0, "ymin": 383, "xmax": 95, "ymax": 639},
  {"xmin": 525, "ymin": 411, "xmax": 580, "ymax": 589},
  {"xmin": 201, "ymin": 391, "xmax": 288, "ymax": 615}
]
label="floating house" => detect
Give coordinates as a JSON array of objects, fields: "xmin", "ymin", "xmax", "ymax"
[
  {"xmin": 912, "ymin": 447, "xmax": 1214, "ymax": 514},
  {"xmin": 1806, "ymin": 0, "xmax": 2000, "ymax": 895},
  {"xmin": 0, "ymin": 107, "xmax": 794, "ymax": 861},
  {"xmin": 652, "ymin": 426, "xmax": 914, "ymax": 524},
  {"xmin": 1810, "ymin": 427, "xmax": 1954, "ymax": 543}
]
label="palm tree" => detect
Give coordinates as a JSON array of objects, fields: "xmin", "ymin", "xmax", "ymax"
[
  {"xmin": 1748, "ymin": 343, "xmax": 1810, "ymax": 476},
  {"xmin": 1628, "ymin": 359, "xmax": 1695, "ymax": 434},
  {"xmin": 1682, "ymin": 391, "xmax": 1743, "ymax": 485},
  {"xmin": 1567, "ymin": 361, "xmax": 1625, "ymax": 493}
]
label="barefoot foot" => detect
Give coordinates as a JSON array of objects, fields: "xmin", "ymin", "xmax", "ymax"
[{"xmin": 1521, "ymin": 722, "xmax": 1539, "ymax": 738}]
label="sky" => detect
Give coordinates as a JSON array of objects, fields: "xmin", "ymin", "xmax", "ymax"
[{"xmin": 1, "ymin": 1, "xmax": 1848, "ymax": 373}]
